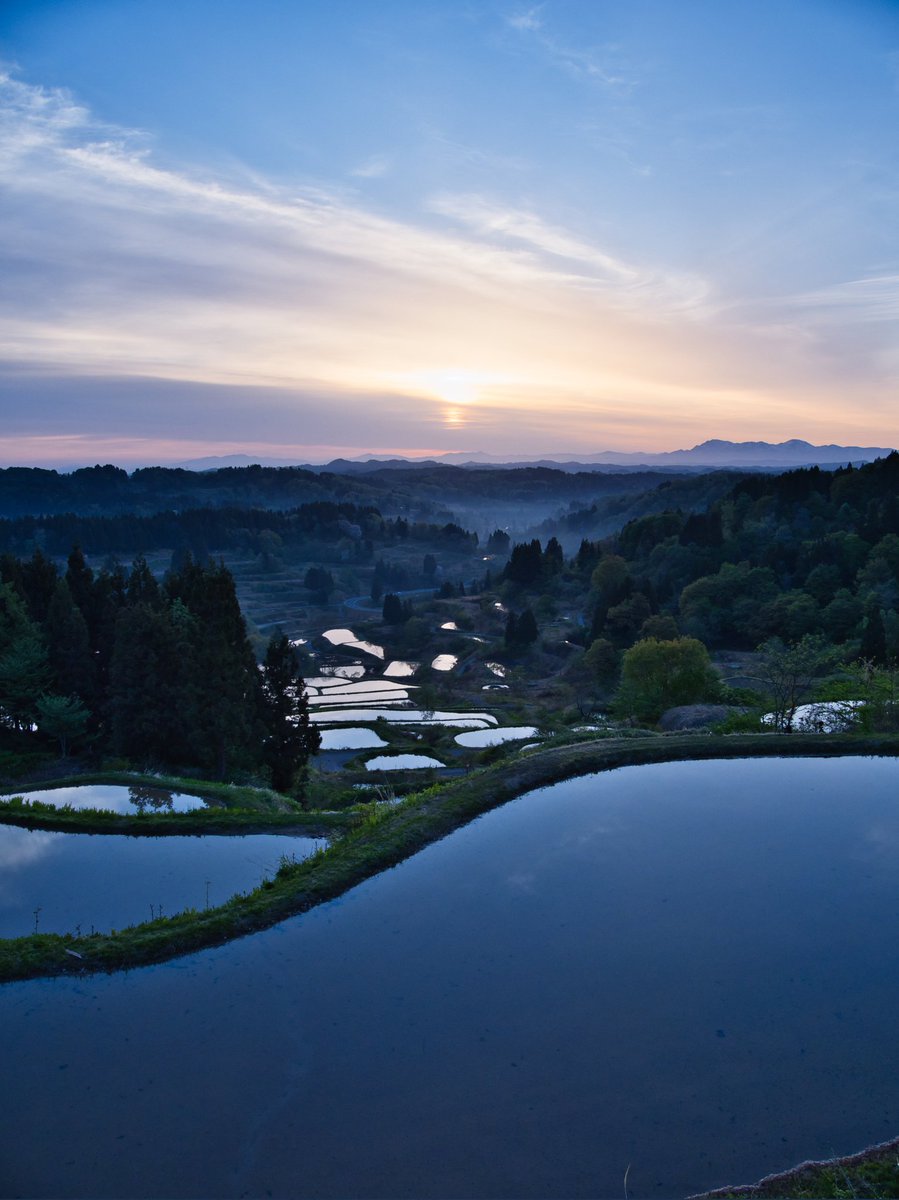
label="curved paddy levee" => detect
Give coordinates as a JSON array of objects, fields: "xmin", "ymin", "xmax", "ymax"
[
  {"xmin": 0, "ymin": 772, "xmax": 350, "ymax": 836},
  {"xmin": 2, "ymin": 732, "xmax": 899, "ymax": 983},
  {"xmin": 5, "ymin": 745, "xmax": 899, "ymax": 1198}
]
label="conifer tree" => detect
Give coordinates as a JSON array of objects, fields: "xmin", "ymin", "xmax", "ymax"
[
  {"xmin": 45, "ymin": 579, "xmax": 96, "ymax": 706},
  {"xmin": 260, "ymin": 634, "xmax": 320, "ymax": 794}
]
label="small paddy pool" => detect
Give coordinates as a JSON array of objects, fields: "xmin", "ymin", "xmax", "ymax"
[
  {"xmin": 0, "ymin": 827, "xmax": 324, "ymax": 939},
  {"xmin": 318, "ymin": 728, "xmax": 388, "ymax": 751},
  {"xmin": 454, "ymin": 725, "xmax": 539, "ymax": 747},
  {"xmin": 363, "ymin": 754, "xmax": 444, "ymax": 771},
  {"xmin": 0, "ymin": 784, "xmax": 208, "ymax": 815},
  {"xmin": 431, "ymin": 654, "xmax": 458, "ymax": 671}
]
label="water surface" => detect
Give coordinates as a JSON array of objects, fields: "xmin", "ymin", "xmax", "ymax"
[
  {"xmin": 455, "ymin": 725, "xmax": 539, "ymax": 747},
  {"xmin": 0, "ymin": 784, "xmax": 207, "ymax": 814},
  {"xmin": 4, "ymin": 756, "xmax": 899, "ymax": 1199},
  {"xmin": 318, "ymin": 728, "xmax": 388, "ymax": 751},
  {"xmin": 364, "ymin": 754, "xmax": 444, "ymax": 771},
  {"xmin": 0, "ymin": 828, "xmax": 323, "ymax": 938}
]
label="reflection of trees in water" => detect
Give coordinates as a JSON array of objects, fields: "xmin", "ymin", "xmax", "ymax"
[{"xmin": 128, "ymin": 785, "xmax": 175, "ymax": 813}]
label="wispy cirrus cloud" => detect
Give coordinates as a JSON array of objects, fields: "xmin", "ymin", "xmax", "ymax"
[
  {"xmin": 428, "ymin": 192, "xmax": 711, "ymax": 312},
  {"xmin": 505, "ymin": 7, "xmax": 640, "ymax": 93},
  {"xmin": 349, "ymin": 153, "xmax": 392, "ymax": 179},
  {"xmin": 0, "ymin": 68, "xmax": 895, "ymax": 459},
  {"xmin": 507, "ymin": 6, "xmax": 543, "ymax": 34},
  {"xmin": 781, "ymin": 275, "xmax": 899, "ymax": 323}
]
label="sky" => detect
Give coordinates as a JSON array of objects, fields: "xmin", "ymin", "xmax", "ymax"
[{"xmin": 1, "ymin": 0, "xmax": 898, "ymax": 468}]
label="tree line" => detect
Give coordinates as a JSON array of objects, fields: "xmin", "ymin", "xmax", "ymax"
[{"xmin": 0, "ymin": 548, "xmax": 319, "ymax": 790}]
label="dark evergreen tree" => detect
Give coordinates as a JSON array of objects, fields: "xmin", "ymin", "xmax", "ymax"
[
  {"xmin": 505, "ymin": 607, "xmax": 538, "ymax": 648},
  {"xmin": 108, "ymin": 604, "xmax": 185, "ymax": 763},
  {"xmin": 20, "ymin": 550, "xmax": 59, "ymax": 624},
  {"xmin": 516, "ymin": 607, "xmax": 539, "ymax": 646},
  {"xmin": 45, "ymin": 579, "xmax": 96, "ymax": 706},
  {"xmin": 127, "ymin": 555, "xmax": 160, "ymax": 607},
  {"xmin": 0, "ymin": 583, "xmax": 51, "ymax": 730},
  {"xmin": 504, "ymin": 540, "xmax": 543, "ymax": 586},
  {"xmin": 860, "ymin": 598, "xmax": 887, "ymax": 665},
  {"xmin": 65, "ymin": 546, "xmax": 95, "ymax": 616},
  {"xmin": 166, "ymin": 561, "xmax": 260, "ymax": 778},
  {"xmin": 260, "ymin": 634, "xmax": 320, "ymax": 794},
  {"xmin": 382, "ymin": 592, "xmax": 405, "ymax": 623},
  {"xmin": 544, "ymin": 537, "xmax": 564, "ymax": 575}
]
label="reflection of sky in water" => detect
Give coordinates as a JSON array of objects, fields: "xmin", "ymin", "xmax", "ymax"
[
  {"xmin": 321, "ymin": 628, "xmax": 355, "ymax": 645},
  {"xmin": 0, "ymin": 785, "xmax": 206, "ymax": 814},
  {"xmin": 318, "ymin": 728, "xmax": 388, "ymax": 751},
  {"xmin": 0, "ymin": 829, "xmax": 324, "ymax": 938},
  {"xmin": 310, "ymin": 709, "xmax": 496, "ymax": 727},
  {"xmin": 430, "ymin": 654, "xmax": 457, "ymax": 671},
  {"xmin": 7, "ymin": 757, "xmax": 899, "ymax": 1199},
  {"xmin": 454, "ymin": 725, "xmax": 538, "ymax": 747},
  {"xmin": 364, "ymin": 755, "xmax": 444, "ymax": 771},
  {"xmin": 0, "ymin": 826, "xmax": 63, "ymax": 878},
  {"xmin": 382, "ymin": 661, "xmax": 417, "ymax": 677}
]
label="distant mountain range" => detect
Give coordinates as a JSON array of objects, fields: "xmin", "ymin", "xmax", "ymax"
[{"xmin": 175, "ymin": 439, "xmax": 895, "ymax": 474}]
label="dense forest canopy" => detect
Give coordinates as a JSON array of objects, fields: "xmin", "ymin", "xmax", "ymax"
[{"xmin": 0, "ymin": 550, "xmax": 318, "ymax": 787}]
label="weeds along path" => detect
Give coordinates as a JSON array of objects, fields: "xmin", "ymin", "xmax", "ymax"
[{"xmin": 2, "ymin": 732, "xmax": 898, "ymax": 983}]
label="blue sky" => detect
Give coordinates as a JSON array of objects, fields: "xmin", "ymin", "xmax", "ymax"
[{"xmin": 1, "ymin": 0, "xmax": 898, "ymax": 465}]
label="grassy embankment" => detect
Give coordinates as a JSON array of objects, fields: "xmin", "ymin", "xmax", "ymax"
[
  {"xmin": 0, "ymin": 771, "xmax": 350, "ymax": 836},
  {"xmin": 688, "ymin": 1134, "xmax": 899, "ymax": 1198},
  {"xmin": 2, "ymin": 731, "xmax": 898, "ymax": 983}
]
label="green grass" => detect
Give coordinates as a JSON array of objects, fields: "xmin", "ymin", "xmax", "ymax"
[
  {"xmin": 2, "ymin": 730, "xmax": 898, "ymax": 983},
  {"xmin": 0, "ymin": 771, "xmax": 351, "ymax": 836},
  {"xmin": 689, "ymin": 1135, "xmax": 899, "ymax": 1198}
]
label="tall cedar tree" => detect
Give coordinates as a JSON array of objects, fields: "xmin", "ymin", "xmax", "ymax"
[
  {"xmin": 109, "ymin": 604, "xmax": 188, "ymax": 764},
  {"xmin": 260, "ymin": 634, "xmax": 321, "ymax": 793},
  {"xmin": 45, "ymin": 579, "xmax": 96, "ymax": 707},
  {"xmin": 165, "ymin": 561, "xmax": 261, "ymax": 778}
]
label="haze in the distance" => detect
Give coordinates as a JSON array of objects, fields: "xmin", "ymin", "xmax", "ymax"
[{"xmin": 0, "ymin": 0, "xmax": 897, "ymax": 467}]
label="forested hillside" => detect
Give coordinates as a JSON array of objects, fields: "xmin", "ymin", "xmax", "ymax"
[{"xmin": 0, "ymin": 461, "xmax": 682, "ymax": 534}]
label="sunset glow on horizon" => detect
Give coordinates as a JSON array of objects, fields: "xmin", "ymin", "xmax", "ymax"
[{"xmin": 1, "ymin": 1, "xmax": 898, "ymax": 467}]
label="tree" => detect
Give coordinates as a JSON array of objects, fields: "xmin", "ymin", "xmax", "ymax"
[
  {"xmin": 615, "ymin": 637, "xmax": 719, "ymax": 723},
  {"xmin": 36, "ymin": 693, "xmax": 90, "ymax": 757},
  {"xmin": 638, "ymin": 614, "xmax": 680, "ymax": 642},
  {"xmin": 0, "ymin": 635, "xmax": 52, "ymax": 730},
  {"xmin": 860, "ymin": 597, "xmax": 887, "ymax": 665},
  {"xmin": 543, "ymin": 537, "xmax": 564, "ymax": 576},
  {"xmin": 166, "ymin": 561, "xmax": 260, "ymax": 778},
  {"xmin": 505, "ymin": 607, "xmax": 538, "ymax": 648},
  {"xmin": 755, "ymin": 634, "xmax": 841, "ymax": 731},
  {"xmin": 382, "ymin": 592, "xmax": 406, "ymax": 624},
  {"xmin": 108, "ymin": 604, "xmax": 186, "ymax": 763},
  {"xmin": 304, "ymin": 566, "xmax": 334, "ymax": 602},
  {"xmin": 45, "ymin": 580, "xmax": 96, "ymax": 705},
  {"xmin": 127, "ymin": 555, "xmax": 160, "ymax": 607},
  {"xmin": 567, "ymin": 637, "xmax": 620, "ymax": 716},
  {"xmin": 504, "ymin": 540, "xmax": 543, "ymax": 586},
  {"xmin": 260, "ymin": 634, "xmax": 320, "ymax": 794},
  {"xmin": 605, "ymin": 592, "xmax": 652, "ymax": 647}
]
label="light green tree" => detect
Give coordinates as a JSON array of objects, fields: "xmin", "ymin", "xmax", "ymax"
[
  {"xmin": 615, "ymin": 637, "xmax": 719, "ymax": 723},
  {"xmin": 755, "ymin": 634, "xmax": 841, "ymax": 731}
]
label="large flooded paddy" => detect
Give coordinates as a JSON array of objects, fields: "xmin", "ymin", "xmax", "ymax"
[{"xmin": 3, "ymin": 756, "xmax": 899, "ymax": 1198}]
